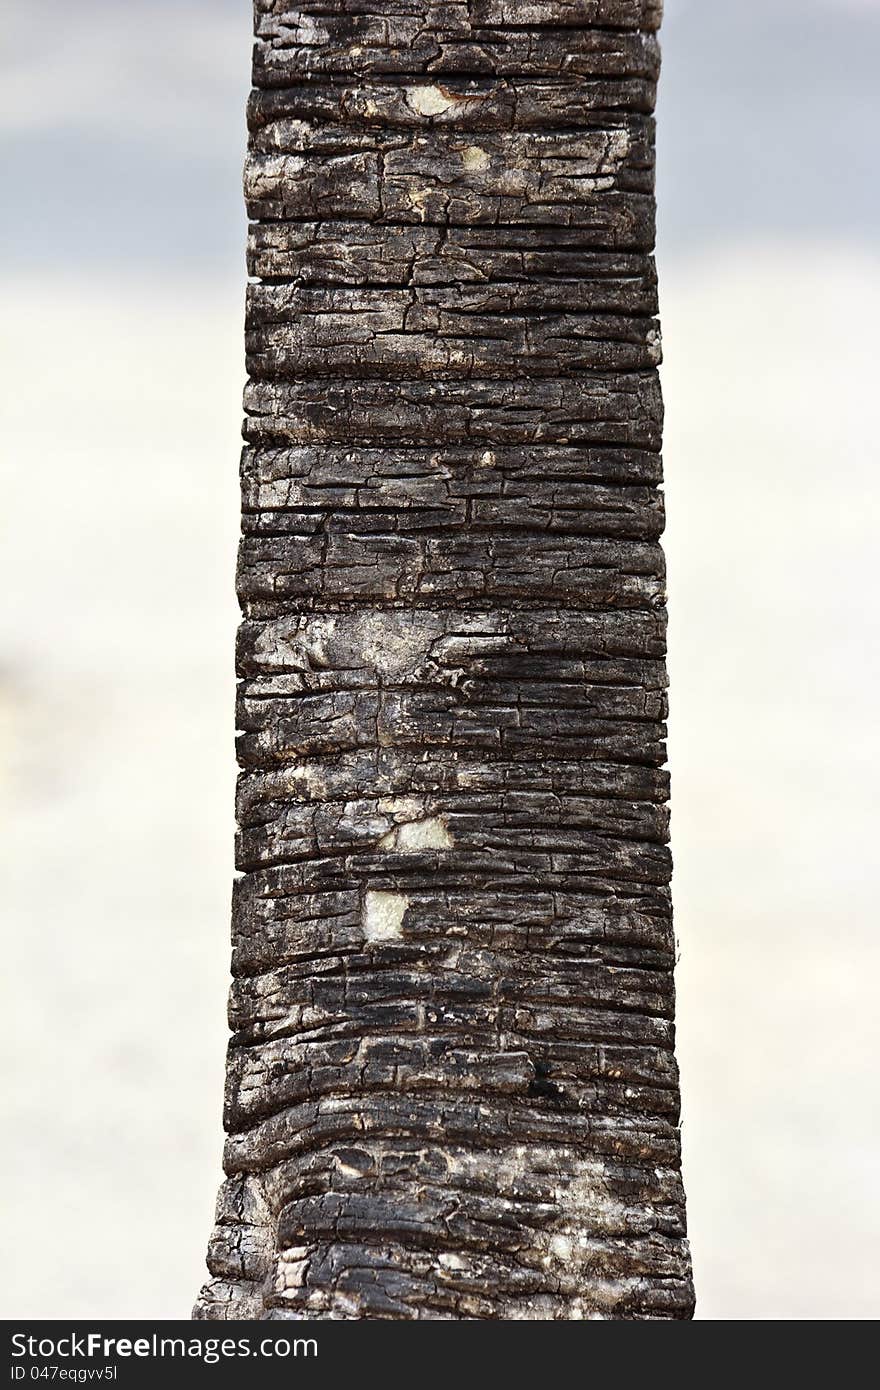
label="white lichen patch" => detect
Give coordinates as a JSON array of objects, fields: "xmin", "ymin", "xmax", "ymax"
[
  {"xmin": 274, "ymin": 120, "xmax": 311, "ymax": 150},
  {"xmin": 396, "ymin": 818, "xmax": 454, "ymax": 851},
  {"xmin": 335, "ymin": 1157, "xmax": 368, "ymax": 1180},
  {"xmin": 405, "ymin": 183, "xmax": 434, "ymax": 221},
  {"xmin": 439, "ymin": 1146, "xmax": 640, "ymax": 1315},
  {"xmin": 354, "ymin": 610, "xmax": 445, "ymax": 679},
  {"xmin": 300, "ymin": 616, "xmax": 337, "ymax": 669},
  {"xmin": 275, "ymin": 1245, "xmax": 312, "ymax": 1294},
  {"xmin": 246, "ymin": 154, "xmax": 304, "ymax": 197},
  {"xmin": 293, "ymin": 16, "xmax": 327, "ymax": 46},
  {"xmin": 552, "ymin": 1156, "xmax": 632, "ymax": 1237},
  {"xmin": 604, "ymin": 128, "xmax": 632, "ymax": 168},
  {"xmin": 405, "ymin": 85, "xmax": 455, "ymax": 118},
  {"xmin": 462, "ymin": 145, "xmax": 490, "ymax": 173},
  {"xmin": 264, "ymin": 612, "xmax": 449, "ymax": 682},
  {"xmin": 378, "ymin": 815, "xmax": 453, "ymax": 852},
  {"xmin": 253, "ymin": 615, "xmax": 337, "ymax": 672},
  {"xmin": 286, "ymin": 762, "xmax": 330, "ymax": 801},
  {"xmin": 362, "ymin": 890, "xmax": 409, "ymax": 942},
  {"xmin": 549, "ymin": 1234, "xmax": 573, "ymax": 1262},
  {"xmin": 377, "ymin": 795, "xmax": 424, "ymax": 822}
]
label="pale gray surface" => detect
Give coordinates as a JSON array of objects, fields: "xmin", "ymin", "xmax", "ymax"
[{"xmin": 2, "ymin": 0, "xmax": 879, "ymax": 1319}]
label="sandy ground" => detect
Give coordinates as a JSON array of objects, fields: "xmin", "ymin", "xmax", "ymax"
[{"xmin": 2, "ymin": 247, "xmax": 878, "ymax": 1320}]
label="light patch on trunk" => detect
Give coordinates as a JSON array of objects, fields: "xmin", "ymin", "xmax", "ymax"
[
  {"xmin": 246, "ymin": 154, "xmax": 304, "ymax": 198},
  {"xmin": 286, "ymin": 762, "xmax": 330, "ymax": 800},
  {"xmin": 549, "ymin": 1234, "xmax": 573, "ymax": 1262},
  {"xmin": 438, "ymin": 1252, "xmax": 466, "ymax": 1273},
  {"xmin": 275, "ymin": 1244, "xmax": 312, "ymax": 1294},
  {"xmin": 294, "ymin": 16, "xmax": 327, "ymax": 46},
  {"xmin": 605, "ymin": 128, "xmax": 632, "ymax": 167},
  {"xmin": 405, "ymin": 85, "xmax": 455, "ymax": 118},
  {"xmin": 377, "ymin": 815, "xmax": 452, "ymax": 852},
  {"xmin": 362, "ymin": 890, "xmax": 409, "ymax": 942},
  {"xmin": 377, "ymin": 795, "xmax": 424, "ymax": 821},
  {"xmin": 356, "ymin": 611, "xmax": 445, "ymax": 679},
  {"xmin": 462, "ymin": 146, "xmax": 490, "ymax": 173}
]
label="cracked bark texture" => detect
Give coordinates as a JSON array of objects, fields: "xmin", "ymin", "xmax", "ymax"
[{"xmin": 196, "ymin": 0, "xmax": 694, "ymax": 1321}]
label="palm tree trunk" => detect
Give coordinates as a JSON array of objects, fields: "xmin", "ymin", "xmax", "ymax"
[{"xmin": 196, "ymin": 0, "xmax": 694, "ymax": 1320}]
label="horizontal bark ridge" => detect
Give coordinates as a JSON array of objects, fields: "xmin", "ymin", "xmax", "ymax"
[{"xmin": 197, "ymin": 0, "xmax": 694, "ymax": 1321}]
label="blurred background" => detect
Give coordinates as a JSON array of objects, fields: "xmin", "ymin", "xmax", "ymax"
[{"xmin": 1, "ymin": 0, "xmax": 878, "ymax": 1320}]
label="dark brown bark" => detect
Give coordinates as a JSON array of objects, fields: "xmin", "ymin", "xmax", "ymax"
[{"xmin": 197, "ymin": 0, "xmax": 693, "ymax": 1320}]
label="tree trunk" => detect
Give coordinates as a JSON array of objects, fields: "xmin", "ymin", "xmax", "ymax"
[{"xmin": 196, "ymin": 0, "xmax": 694, "ymax": 1321}]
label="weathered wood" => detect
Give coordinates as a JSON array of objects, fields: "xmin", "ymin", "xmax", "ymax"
[
  {"xmin": 248, "ymin": 76, "xmax": 659, "ymax": 129},
  {"xmin": 197, "ymin": 0, "xmax": 694, "ymax": 1321},
  {"xmin": 243, "ymin": 375, "xmax": 664, "ymax": 447},
  {"xmin": 247, "ymin": 221, "xmax": 657, "ymax": 290},
  {"xmin": 240, "ymin": 443, "xmax": 664, "ymax": 494},
  {"xmin": 240, "ymin": 458, "xmax": 665, "ymax": 535},
  {"xmin": 253, "ymin": 3, "xmax": 662, "ymax": 85},
  {"xmin": 246, "ymin": 284, "xmax": 660, "ymax": 377},
  {"xmin": 245, "ymin": 123, "xmax": 653, "ymax": 228},
  {"xmin": 236, "ymin": 608, "xmax": 670, "ymax": 669},
  {"xmin": 229, "ymin": 869, "xmax": 675, "ymax": 976}
]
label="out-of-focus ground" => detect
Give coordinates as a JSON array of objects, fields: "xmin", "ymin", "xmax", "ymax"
[
  {"xmin": 664, "ymin": 246, "xmax": 880, "ymax": 1319},
  {"xmin": 2, "ymin": 0, "xmax": 878, "ymax": 1319}
]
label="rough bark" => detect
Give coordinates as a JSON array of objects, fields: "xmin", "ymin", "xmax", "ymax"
[{"xmin": 197, "ymin": 0, "xmax": 693, "ymax": 1321}]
